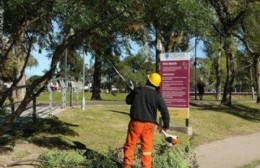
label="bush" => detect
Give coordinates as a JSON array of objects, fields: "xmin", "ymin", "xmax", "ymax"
[
  {"xmin": 38, "ymin": 148, "xmax": 120, "ymax": 168},
  {"xmin": 38, "ymin": 148, "xmax": 86, "ymax": 168},
  {"xmin": 153, "ymin": 145, "xmax": 190, "ymax": 168}
]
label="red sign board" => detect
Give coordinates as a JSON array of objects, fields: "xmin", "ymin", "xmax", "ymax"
[{"xmin": 160, "ymin": 53, "xmax": 190, "ymax": 108}]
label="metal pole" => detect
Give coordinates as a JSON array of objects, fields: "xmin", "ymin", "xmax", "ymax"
[
  {"xmin": 194, "ymin": 37, "xmax": 197, "ymax": 100},
  {"xmin": 81, "ymin": 46, "xmax": 85, "ymax": 110}
]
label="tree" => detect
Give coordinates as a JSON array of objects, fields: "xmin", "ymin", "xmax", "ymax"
[
  {"xmin": 202, "ymin": 35, "xmax": 226, "ymax": 100},
  {"xmin": 122, "ymin": 46, "xmax": 155, "ymax": 87},
  {"xmin": 233, "ymin": 1, "xmax": 260, "ymax": 103},
  {"xmin": 0, "ymin": 0, "xmax": 142, "ymax": 136},
  {"xmin": 207, "ymin": 0, "xmax": 255, "ymax": 106},
  {"xmin": 141, "ymin": 0, "xmax": 210, "ymax": 72},
  {"xmin": 58, "ymin": 47, "xmax": 84, "ymax": 81}
]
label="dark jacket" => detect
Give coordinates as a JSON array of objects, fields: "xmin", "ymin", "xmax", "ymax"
[{"xmin": 125, "ymin": 85, "xmax": 170, "ymax": 129}]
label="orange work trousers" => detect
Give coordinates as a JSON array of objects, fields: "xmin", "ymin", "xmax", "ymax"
[{"xmin": 123, "ymin": 120, "xmax": 155, "ymax": 168}]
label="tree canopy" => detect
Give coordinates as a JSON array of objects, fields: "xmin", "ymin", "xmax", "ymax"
[{"xmin": 0, "ymin": 0, "xmax": 259, "ymax": 136}]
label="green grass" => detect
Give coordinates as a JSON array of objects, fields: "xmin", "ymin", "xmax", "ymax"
[
  {"xmin": 57, "ymin": 105, "xmax": 130, "ymax": 153},
  {"xmin": 26, "ymin": 98, "xmax": 260, "ymax": 151},
  {"xmin": 240, "ymin": 160, "xmax": 260, "ymax": 168},
  {"xmin": 189, "ymin": 99, "xmax": 260, "ymax": 146},
  {"xmin": 34, "ymin": 92, "xmax": 260, "ymax": 150},
  {"xmin": 37, "ymin": 91, "xmax": 128, "ymax": 103},
  {"xmin": 25, "ymin": 104, "xmax": 191, "ymax": 167},
  {"xmin": 12, "ymin": 150, "xmax": 31, "ymax": 160},
  {"xmin": 11, "ymin": 93, "xmax": 260, "ymax": 167}
]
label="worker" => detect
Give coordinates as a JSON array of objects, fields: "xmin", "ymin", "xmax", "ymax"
[{"xmin": 123, "ymin": 72, "xmax": 170, "ymax": 168}]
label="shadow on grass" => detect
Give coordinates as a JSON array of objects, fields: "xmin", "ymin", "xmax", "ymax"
[
  {"xmin": 190, "ymin": 101, "xmax": 260, "ymax": 121},
  {"xmin": 1, "ymin": 106, "xmax": 123, "ymax": 167},
  {"xmin": 0, "ymin": 116, "xmax": 79, "ymax": 149},
  {"xmin": 107, "ymin": 110, "xmax": 129, "ymax": 116},
  {"xmin": 11, "ymin": 121, "xmax": 121, "ymax": 167},
  {"xmin": 21, "ymin": 116, "xmax": 80, "ymax": 137}
]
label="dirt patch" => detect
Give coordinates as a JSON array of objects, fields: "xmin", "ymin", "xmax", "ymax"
[{"xmin": 0, "ymin": 141, "xmax": 47, "ymax": 168}]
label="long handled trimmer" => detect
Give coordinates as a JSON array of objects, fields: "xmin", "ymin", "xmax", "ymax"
[
  {"xmin": 159, "ymin": 117, "xmax": 178, "ymax": 147},
  {"xmin": 105, "ymin": 57, "xmax": 134, "ymax": 91}
]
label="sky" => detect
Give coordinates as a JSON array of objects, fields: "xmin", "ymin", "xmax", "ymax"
[{"xmin": 25, "ymin": 38, "xmax": 206, "ymax": 78}]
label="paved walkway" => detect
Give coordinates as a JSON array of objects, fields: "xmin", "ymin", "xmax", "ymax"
[
  {"xmin": 19, "ymin": 100, "xmax": 126, "ymax": 119},
  {"xmin": 195, "ymin": 132, "xmax": 260, "ymax": 168},
  {"xmin": 19, "ymin": 105, "xmax": 63, "ymax": 119}
]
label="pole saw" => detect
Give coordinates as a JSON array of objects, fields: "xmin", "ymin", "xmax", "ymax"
[{"xmin": 105, "ymin": 57, "xmax": 134, "ymax": 91}]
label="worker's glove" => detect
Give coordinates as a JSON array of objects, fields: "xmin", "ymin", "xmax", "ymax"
[
  {"xmin": 157, "ymin": 125, "xmax": 167, "ymax": 133},
  {"xmin": 129, "ymin": 80, "xmax": 134, "ymax": 90}
]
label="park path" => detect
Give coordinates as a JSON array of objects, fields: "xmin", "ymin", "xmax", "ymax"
[
  {"xmin": 19, "ymin": 100, "xmax": 126, "ymax": 119},
  {"xmin": 194, "ymin": 132, "xmax": 260, "ymax": 168}
]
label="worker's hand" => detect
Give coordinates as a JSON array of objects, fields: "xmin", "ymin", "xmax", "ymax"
[{"xmin": 157, "ymin": 125, "xmax": 167, "ymax": 133}]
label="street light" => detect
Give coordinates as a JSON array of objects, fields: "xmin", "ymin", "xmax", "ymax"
[{"xmin": 81, "ymin": 44, "xmax": 86, "ymax": 110}]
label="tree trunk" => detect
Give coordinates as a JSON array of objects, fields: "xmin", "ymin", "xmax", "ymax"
[
  {"xmin": 221, "ymin": 35, "xmax": 235, "ymax": 106},
  {"xmin": 91, "ymin": 54, "xmax": 102, "ymax": 100},
  {"xmin": 215, "ymin": 49, "xmax": 222, "ymax": 100},
  {"xmin": 257, "ymin": 57, "xmax": 260, "ymax": 103},
  {"xmin": 14, "ymin": 32, "xmax": 26, "ymax": 100},
  {"xmin": 155, "ymin": 29, "xmax": 164, "ymax": 73},
  {"xmin": 15, "ymin": 71, "xmax": 26, "ymax": 100}
]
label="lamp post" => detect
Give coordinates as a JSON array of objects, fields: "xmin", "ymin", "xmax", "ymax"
[{"xmin": 81, "ymin": 45, "xmax": 85, "ymax": 110}]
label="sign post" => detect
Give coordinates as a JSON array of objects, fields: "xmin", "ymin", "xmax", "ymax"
[{"xmin": 160, "ymin": 52, "xmax": 192, "ymax": 135}]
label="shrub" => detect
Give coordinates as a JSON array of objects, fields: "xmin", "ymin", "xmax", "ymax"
[
  {"xmin": 38, "ymin": 148, "xmax": 86, "ymax": 168},
  {"xmin": 38, "ymin": 148, "xmax": 120, "ymax": 168},
  {"xmin": 153, "ymin": 145, "xmax": 190, "ymax": 168}
]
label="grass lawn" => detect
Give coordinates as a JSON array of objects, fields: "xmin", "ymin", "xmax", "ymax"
[
  {"xmin": 34, "ymin": 93, "xmax": 260, "ymax": 148},
  {"xmin": 2, "ymin": 93, "xmax": 259, "ymax": 167},
  {"xmin": 30, "ymin": 105, "xmax": 190, "ymax": 154},
  {"xmin": 37, "ymin": 91, "xmax": 128, "ymax": 103},
  {"xmin": 189, "ymin": 99, "xmax": 260, "ymax": 146},
  {"xmin": 30, "ymin": 94, "xmax": 260, "ymax": 153}
]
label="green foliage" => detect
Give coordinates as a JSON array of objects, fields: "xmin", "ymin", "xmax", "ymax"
[
  {"xmin": 26, "ymin": 75, "xmax": 41, "ymax": 85},
  {"xmin": 240, "ymin": 159, "xmax": 260, "ymax": 168},
  {"xmin": 118, "ymin": 46, "xmax": 155, "ymax": 87},
  {"xmin": 0, "ymin": 107, "xmax": 8, "ymax": 118},
  {"xmin": 38, "ymin": 148, "xmax": 86, "ymax": 168},
  {"xmin": 58, "ymin": 49, "xmax": 84, "ymax": 81},
  {"xmin": 38, "ymin": 148, "xmax": 119, "ymax": 168},
  {"xmin": 153, "ymin": 145, "xmax": 190, "ymax": 168},
  {"xmin": 198, "ymin": 56, "xmax": 226, "ymax": 91},
  {"xmin": 0, "ymin": 52, "xmax": 16, "ymax": 81},
  {"xmin": 83, "ymin": 149, "xmax": 119, "ymax": 168}
]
